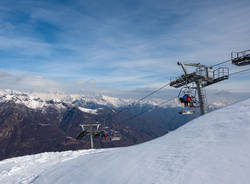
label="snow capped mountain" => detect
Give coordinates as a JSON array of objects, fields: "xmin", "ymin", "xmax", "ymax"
[
  {"xmin": 0, "ymin": 89, "xmax": 135, "ymax": 110},
  {"xmin": 1, "ymin": 98, "xmax": 249, "ymax": 184},
  {"xmin": 0, "ymin": 89, "xmax": 176, "ymax": 114},
  {"xmin": 0, "ymin": 89, "xmax": 236, "ymax": 113},
  {"xmin": 0, "ymin": 89, "xmax": 66, "ymax": 110}
]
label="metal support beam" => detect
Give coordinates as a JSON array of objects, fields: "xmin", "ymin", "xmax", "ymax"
[
  {"xmin": 89, "ymin": 126, "xmax": 94, "ymax": 149},
  {"xmin": 177, "ymin": 62, "xmax": 188, "ymax": 75},
  {"xmin": 196, "ymin": 80, "xmax": 206, "ymax": 115},
  {"xmin": 90, "ymin": 134, "xmax": 94, "ymax": 149}
]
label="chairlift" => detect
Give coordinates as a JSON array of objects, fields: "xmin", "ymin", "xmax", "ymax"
[
  {"xmin": 100, "ymin": 128, "xmax": 121, "ymax": 142},
  {"xmin": 231, "ymin": 50, "xmax": 250, "ymax": 66},
  {"xmin": 178, "ymin": 86, "xmax": 199, "ymax": 115}
]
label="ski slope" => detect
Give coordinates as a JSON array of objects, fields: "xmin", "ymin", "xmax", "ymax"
[{"xmin": 1, "ymin": 99, "xmax": 250, "ymax": 184}]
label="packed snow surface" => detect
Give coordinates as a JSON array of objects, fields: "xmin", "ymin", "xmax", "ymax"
[{"xmin": 1, "ymin": 99, "xmax": 250, "ymax": 184}]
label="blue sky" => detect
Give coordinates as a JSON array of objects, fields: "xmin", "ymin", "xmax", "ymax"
[{"xmin": 0, "ymin": 0, "xmax": 250, "ymax": 96}]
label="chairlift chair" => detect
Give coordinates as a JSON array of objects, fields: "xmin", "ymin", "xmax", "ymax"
[
  {"xmin": 100, "ymin": 128, "xmax": 121, "ymax": 142},
  {"xmin": 231, "ymin": 50, "xmax": 250, "ymax": 66},
  {"xmin": 178, "ymin": 86, "xmax": 199, "ymax": 115}
]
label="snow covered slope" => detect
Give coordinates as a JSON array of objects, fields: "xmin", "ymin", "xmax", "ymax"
[{"xmin": 1, "ymin": 99, "xmax": 250, "ymax": 184}]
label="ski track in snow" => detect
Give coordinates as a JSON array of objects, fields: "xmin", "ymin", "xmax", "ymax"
[{"xmin": 0, "ymin": 99, "xmax": 250, "ymax": 184}]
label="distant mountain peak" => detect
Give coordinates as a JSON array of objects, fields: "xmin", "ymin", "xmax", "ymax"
[{"xmin": 0, "ymin": 89, "xmax": 237, "ymax": 112}]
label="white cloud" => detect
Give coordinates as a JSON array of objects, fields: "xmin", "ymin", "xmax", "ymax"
[
  {"xmin": 0, "ymin": 0, "xmax": 249, "ymax": 95},
  {"xmin": 0, "ymin": 36, "xmax": 52, "ymax": 56}
]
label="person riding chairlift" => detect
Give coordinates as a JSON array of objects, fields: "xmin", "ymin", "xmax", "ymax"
[
  {"xmin": 187, "ymin": 95, "xmax": 191, "ymax": 106},
  {"xmin": 104, "ymin": 134, "xmax": 109, "ymax": 140},
  {"xmin": 108, "ymin": 132, "xmax": 112, "ymax": 141},
  {"xmin": 104, "ymin": 132, "xmax": 112, "ymax": 141},
  {"xmin": 180, "ymin": 94, "xmax": 191, "ymax": 107}
]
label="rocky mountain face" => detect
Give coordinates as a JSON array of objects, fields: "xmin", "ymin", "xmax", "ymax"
[
  {"xmin": 1, "ymin": 89, "xmax": 231, "ymax": 161},
  {"xmin": 0, "ymin": 102, "xmax": 84, "ymax": 160}
]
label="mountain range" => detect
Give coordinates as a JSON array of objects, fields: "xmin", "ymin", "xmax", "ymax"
[{"xmin": 0, "ymin": 89, "xmax": 245, "ymax": 160}]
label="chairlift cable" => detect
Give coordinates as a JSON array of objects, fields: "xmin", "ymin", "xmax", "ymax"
[
  {"xmin": 104, "ymin": 82, "xmax": 171, "ymax": 119},
  {"xmin": 229, "ymin": 68, "xmax": 250, "ymax": 76},
  {"xmin": 137, "ymin": 83, "xmax": 170, "ymax": 102},
  {"xmin": 210, "ymin": 59, "xmax": 232, "ymax": 68},
  {"xmin": 124, "ymin": 96, "xmax": 177, "ymax": 122},
  {"xmin": 91, "ymin": 82, "xmax": 171, "ymax": 134}
]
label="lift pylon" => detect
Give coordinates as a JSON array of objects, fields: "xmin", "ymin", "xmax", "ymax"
[
  {"xmin": 77, "ymin": 123, "xmax": 101, "ymax": 149},
  {"xmin": 170, "ymin": 62, "xmax": 229, "ymax": 115},
  {"xmin": 195, "ymin": 80, "xmax": 206, "ymax": 115},
  {"xmin": 76, "ymin": 123, "xmax": 122, "ymax": 148}
]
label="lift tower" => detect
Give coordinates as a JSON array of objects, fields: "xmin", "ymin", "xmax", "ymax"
[
  {"xmin": 77, "ymin": 123, "xmax": 102, "ymax": 149},
  {"xmin": 170, "ymin": 62, "xmax": 229, "ymax": 115}
]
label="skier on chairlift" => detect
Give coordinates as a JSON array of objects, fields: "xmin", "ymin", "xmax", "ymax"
[
  {"xmin": 187, "ymin": 95, "xmax": 191, "ymax": 106},
  {"xmin": 182, "ymin": 94, "xmax": 188, "ymax": 107},
  {"xmin": 104, "ymin": 133, "xmax": 109, "ymax": 140},
  {"xmin": 178, "ymin": 89, "xmax": 196, "ymax": 115},
  {"xmin": 108, "ymin": 132, "xmax": 112, "ymax": 141},
  {"xmin": 180, "ymin": 94, "xmax": 192, "ymax": 107}
]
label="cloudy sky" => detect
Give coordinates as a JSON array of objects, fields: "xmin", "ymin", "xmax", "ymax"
[{"xmin": 0, "ymin": 0, "xmax": 249, "ymax": 96}]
